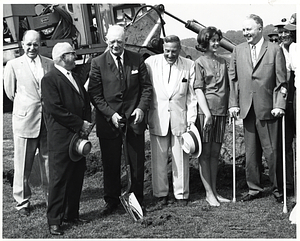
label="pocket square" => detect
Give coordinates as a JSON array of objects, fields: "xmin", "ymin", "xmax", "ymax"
[
  {"xmin": 182, "ymin": 78, "xmax": 187, "ymax": 82},
  {"xmin": 131, "ymin": 70, "xmax": 139, "ymax": 74}
]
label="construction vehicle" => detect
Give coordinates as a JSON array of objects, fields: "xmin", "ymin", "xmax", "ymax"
[{"xmin": 3, "ymin": 3, "xmax": 236, "ymax": 112}]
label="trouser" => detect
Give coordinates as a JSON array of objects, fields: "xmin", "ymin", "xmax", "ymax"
[
  {"xmin": 150, "ymin": 129, "xmax": 190, "ymax": 200},
  {"xmin": 13, "ymin": 124, "xmax": 49, "ymax": 210},
  {"xmin": 99, "ymin": 129, "xmax": 145, "ymax": 205},
  {"xmin": 47, "ymin": 151, "xmax": 86, "ymax": 225},
  {"xmin": 243, "ymin": 106, "xmax": 281, "ymax": 197}
]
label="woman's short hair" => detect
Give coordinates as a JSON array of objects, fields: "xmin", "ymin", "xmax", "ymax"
[{"xmin": 196, "ymin": 26, "xmax": 222, "ymax": 52}]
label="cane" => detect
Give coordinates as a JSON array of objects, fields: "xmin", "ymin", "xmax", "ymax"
[
  {"xmin": 282, "ymin": 115, "xmax": 288, "ymax": 213},
  {"xmin": 232, "ymin": 117, "xmax": 236, "ymax": 203}
]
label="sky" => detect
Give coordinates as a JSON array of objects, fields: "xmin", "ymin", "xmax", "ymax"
[{"xmin": 148, "ymin": 0, "xmax": 298, "ymax": 39}]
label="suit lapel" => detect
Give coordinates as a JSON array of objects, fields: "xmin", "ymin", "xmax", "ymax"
[
  {"xmin": 169, "ymin": 59, "xmax": 183, "ymax": 98},
  {"xmin": 20, "ymin": 55, "xmax": 40, "ymax": 94},
  {"xmin": 256, "ymin": 40, "xmax": 268, "ymax": 67},
  {"xmin": 245, "ymin": 44, "xmax": 253, "ymax": 68},
  {"xmin": 106, "ymin": 51, "xmax": 120, "ymax": 81},
  {"xmin": 55, "ymin": 68, "xmax": 82, "ymax": 98}
]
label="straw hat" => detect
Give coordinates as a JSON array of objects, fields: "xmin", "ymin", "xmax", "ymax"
[
  {"xmin": 69, "ymin": 133, "xmax": 92, "ymax": 162},
  {"xmin": 284, "ymin": 13, "xmax": 296, "ymax": 31},
  {"xmin": 181, "ymin": 124, "xmax": 202, "ymax": 158}
]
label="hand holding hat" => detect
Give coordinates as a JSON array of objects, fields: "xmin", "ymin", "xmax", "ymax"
[{"xmin": 181, "ymin": 123, "xmax": 202, "ymax": 158}]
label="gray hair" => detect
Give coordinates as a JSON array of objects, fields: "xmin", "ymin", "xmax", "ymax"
[
  {"xmin": 22, "ymin": 30, "xmax": 41, "ymax": 42},
  {"xmin": 106, "ymin": 25, "xmax": 125, "ymax": 41},
  {"xmin": 246, "ymin": 14, "xmax": 264, "ymax": 28}
]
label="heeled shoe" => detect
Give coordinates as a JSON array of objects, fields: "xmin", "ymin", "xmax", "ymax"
[
  {"xmin": 205, "ymin": 197, "xmax": 220, "ymax": 207},
  {"xmin": 217, "ymin": 195, "xmax": 231, "ymax": 203}
]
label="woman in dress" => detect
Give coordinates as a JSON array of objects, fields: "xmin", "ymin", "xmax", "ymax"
[{"xmin": 194, "ymin": 26, "xmax": 230, "ymax": 207}]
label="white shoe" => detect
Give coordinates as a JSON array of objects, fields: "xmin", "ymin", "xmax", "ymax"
[{"xmin": 217, "ymin": 195, "xmax": 230, "ymax": 203}]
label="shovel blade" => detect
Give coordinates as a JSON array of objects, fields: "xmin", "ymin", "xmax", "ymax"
[{"xmin": 119, "ymin": 192, "xmax": 143, "ymax": 221}]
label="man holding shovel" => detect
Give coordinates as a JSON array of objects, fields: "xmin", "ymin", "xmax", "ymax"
[{"xmin": 88, "ymin": 25, "xmax": 152, "ymax": 217}]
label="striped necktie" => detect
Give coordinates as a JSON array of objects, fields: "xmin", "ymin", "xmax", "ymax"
[{"xmin": 251, "ymin": 45, "xmax": 257, "ymax": 67}]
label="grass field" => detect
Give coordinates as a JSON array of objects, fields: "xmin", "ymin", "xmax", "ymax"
[{"xmin": 2, "ymin": 112, "xmax": 297, "ymax": 239}]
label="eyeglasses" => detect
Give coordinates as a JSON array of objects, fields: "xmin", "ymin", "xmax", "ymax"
[{"xmin": 270, "ymin": 39, "xmax": 278, "ymax": 43}]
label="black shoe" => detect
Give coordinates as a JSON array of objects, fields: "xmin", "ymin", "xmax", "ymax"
[
  {"xmin": 63, "ymin": 218, "xmax": 89, "ymax": 224},
  {"xmin": 275, "ymin": 196, "xmax": 284, "ymax": 203},
  {"xmin": 240, "ymin": 193, "xmax": 261, "ymax": 202},
  {"xmin": 18, "ymin": 207, "xmax": 30, "ymax": 217},
  {"xmin": 176, "ymin": 199, "xmax": 188, "ymax": 207},
  {"xmin": 49, "ymin": 225, "xmax": 64, "ymax": 235},
  {"xmin": 157, "ymin": 196, "xmax": 168, "ymax": 206},
  {"xmin": 100, "ymin": 203, "xmax": 118, "ymax": 216}
]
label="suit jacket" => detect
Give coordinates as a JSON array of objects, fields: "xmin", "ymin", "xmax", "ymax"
[
  {"xmin": 41, "ymin": 67, "xmax": 91, "ymax": 152},
  {"xmin": 228, "ymin": 39, "xmax": 287, "ymax": 120},
  {"xmin": 88, "ymin": 49, "xmax": 152, "ymax": 139},
  {"xmin": 4, "ymin": 54, "xmax": 54, "ymax": 138},
  {"xmin": 145, "ymin": 54, "xmax": 197, "ymax": 137}
]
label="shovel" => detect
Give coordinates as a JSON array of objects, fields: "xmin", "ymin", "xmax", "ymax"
[{"xmin": 118, "ymin": 119, "xmax": 143, "ymax": 221}]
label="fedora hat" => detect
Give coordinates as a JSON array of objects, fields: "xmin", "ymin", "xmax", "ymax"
[
  {"xmin": 181, "ymin": 124, "xmax": 202, "ymax": 158},
  {"xmin": 69, "ymin": 133, "xmax": 92, "ymax": 162}
]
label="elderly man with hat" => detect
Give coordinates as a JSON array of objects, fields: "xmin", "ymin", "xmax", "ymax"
[
  {"xmin": 276, "ymin": 13, "xmax": 297, "ymax": 198},
  {"xmin": 268, "ymin": 30, "xmax": 279, "ymax": 44},
  {"xmin": 41, "ymin": 42, "xmax": 92, "ymax": 235}
]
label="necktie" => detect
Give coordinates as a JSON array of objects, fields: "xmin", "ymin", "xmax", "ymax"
[
  {"xmin": 251, "ymin": 45, "xmax": 257, "ymax": 67},
  {"xmin": 116, "ymin": 56, "xmax": 124, "ymax": 81},
  {"xmin": 31, "ymin": 59, "xmax": 38, "ymax": 79},
  {"xmin": 67, "ymin": 72, "xmax": 80, "ymax": 92},
  {"xmin": 168, "ymin": 64, "xmax": 172, "ymax": 83}
]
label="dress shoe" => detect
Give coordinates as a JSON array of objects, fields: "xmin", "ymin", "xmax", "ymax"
[
  {"xmin": 49, "ymin": 225, "xmax": 64, "ymax": 235},
  {"xmin": 206, "ymin": 197, "xmax": 220, "ymax": 207},
  {"xmin": 275, "ymin": 195, "xmax": 283, "ymax": 203},
  {"xmin": 157, "ymin": 196, "xmax": 168, "ymax": 206},
  {"xmin": 176, "ymin": 199, "xmax": 188, "ymax": 206},
  {"xmin": 99, "ymin": 203, "xmax": 118, "ymax": 216},
  {"xmin": 240, "ymin": 193, "xmax": 261, "ymax": 202},
  {"xmin": 217, "ymin": 195, "xmax": 231, "ymax": 203},
  {"xmin": 18, "ymin": 207, "xmax": 30, "ymax": 217},
  {"xmin": 63, "ymin": 217, "xmax": 89, "ymax": 224}
]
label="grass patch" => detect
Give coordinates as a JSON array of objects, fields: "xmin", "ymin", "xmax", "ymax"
[{"xmin": 2, "ymin": 113, "xmax": 296, "ymax": 238}]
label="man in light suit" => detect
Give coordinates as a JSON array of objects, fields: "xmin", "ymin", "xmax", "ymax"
[
  {"xmin": 228, "ymin": 14, "xmax": 287, "ymax": 202},
  {"xmin": 145, "ymin": 35, "xmax": 197, "ymax": 206},
  {"xmin": 88, "ymin": 25, "xmax": 152, "ymax": 216},
  {"xmin": 42, "ymin": 42, "xmax": 92, "ymax": 235},
  {"xmin": 4, "ymin": 30, "xmax": 53, "ymax": 216}
]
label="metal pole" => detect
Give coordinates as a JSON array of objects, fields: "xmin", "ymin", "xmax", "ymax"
[
  {"xmin": 282, "ymin": 116, "xmax": 288, "ymax": 213},
  {"xmin": 232, "ymin": 118, "xmax": 236, "ymax": 203}
]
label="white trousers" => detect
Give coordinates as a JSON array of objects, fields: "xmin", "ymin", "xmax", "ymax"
[
  {"xmin": 13, "ymin": 125, "xmax": 49, "ymax": 210},
  {"xmin": 150, "ymin": 130, "xmax": 190, "ymax": 200}
]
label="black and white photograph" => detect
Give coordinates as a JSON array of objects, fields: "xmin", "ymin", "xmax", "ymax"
[{"xmin": 1, "ymin": 0, "xmax": 299, "ymax": 238}]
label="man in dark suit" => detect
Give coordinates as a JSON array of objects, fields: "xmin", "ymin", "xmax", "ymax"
[
  {"xmin": 228, "ymin": 14, "xmax": 287, "ymax": 203},
  {"xmin": 41, "ymin": 42, "xmax": 92, "ymax": 235},
  {"xmin": 88, "ymin": 25, "xmax": 152, "ymax": 216}
]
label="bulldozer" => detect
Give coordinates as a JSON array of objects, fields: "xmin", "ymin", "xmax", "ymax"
[{"xmin": 3, "ymin": 3, "xmax": 235, "ymax": 80}]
